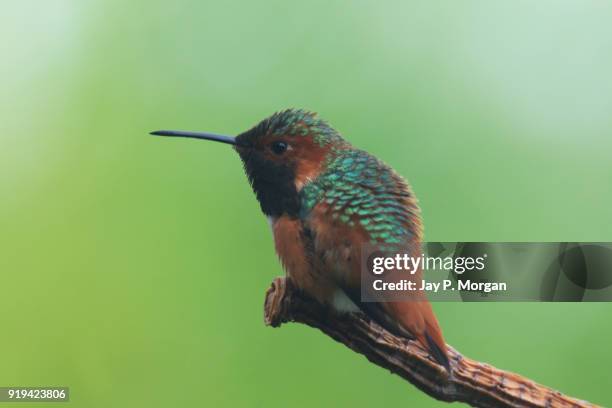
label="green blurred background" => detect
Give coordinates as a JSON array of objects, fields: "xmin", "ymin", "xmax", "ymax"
[{"xmin": 2, "ymin": 1, "xmax": 611, "ymax": 406}]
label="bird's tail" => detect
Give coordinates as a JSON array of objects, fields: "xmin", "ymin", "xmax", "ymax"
[{"xmin": 385, "ymin": 300, "xmax": 450, "ymax": 371}]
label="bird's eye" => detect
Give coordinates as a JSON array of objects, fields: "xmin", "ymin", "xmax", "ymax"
[{"xmin": 270, "ymin": 141, "xmax": 288, "ymax": 155}]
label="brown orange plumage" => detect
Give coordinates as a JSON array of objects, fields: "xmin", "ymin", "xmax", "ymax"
[{"xmin": 232, "ymin": 109, "xmax": 448, "ymax": 370}]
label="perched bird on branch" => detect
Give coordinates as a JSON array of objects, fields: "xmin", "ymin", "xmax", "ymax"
[{"xmin": 152, "ymin": 109, "xmax": 449, "ymax": 370}]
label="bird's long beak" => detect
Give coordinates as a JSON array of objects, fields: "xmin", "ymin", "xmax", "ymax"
[{"xmin": 150, "ymin": 130, "xmax": 237, "ymax": 145}]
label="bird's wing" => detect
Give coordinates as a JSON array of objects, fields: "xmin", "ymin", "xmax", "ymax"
[{"xmin": 300, "ymin": 150, "xmax": 449, "ymax": 369}]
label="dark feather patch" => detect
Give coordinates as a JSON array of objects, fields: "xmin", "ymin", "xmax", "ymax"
[{"xmin": 426, "ymin": 332, "xmax": 450, "ymax": 372}]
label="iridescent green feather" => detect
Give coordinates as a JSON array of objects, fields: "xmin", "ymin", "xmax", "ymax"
[
  {"xmin": 300, "ymin": 147, "xmax": 420, "ymax": 245},
  {"xmin": 264, "ymin": 109, "xmax": 344, "ymax": 147}
]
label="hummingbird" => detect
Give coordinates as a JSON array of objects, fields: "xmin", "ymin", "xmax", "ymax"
[{"xmin": 151, "ymin": 109, "xmax": 449, "ymax": 370}]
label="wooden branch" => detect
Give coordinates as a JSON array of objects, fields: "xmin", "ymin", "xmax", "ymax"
[{"xmin": 264, "ymin": 277, "xmax": 598, "ymax": 408}]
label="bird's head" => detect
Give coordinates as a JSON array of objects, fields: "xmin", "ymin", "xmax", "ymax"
[{"xmin": 152, "ymin": 109, "xmax": 349, "ymax": 217}]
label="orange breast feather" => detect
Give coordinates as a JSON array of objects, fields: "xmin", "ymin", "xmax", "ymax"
[{"xmin": 272, "ymin": 215, "xmax": 335, "ymax": 304}]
